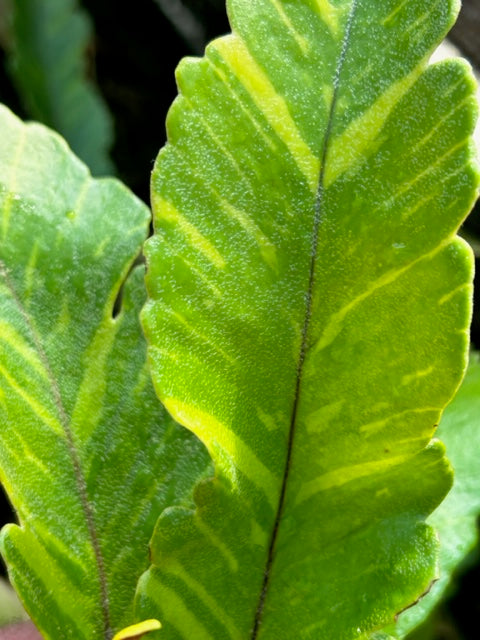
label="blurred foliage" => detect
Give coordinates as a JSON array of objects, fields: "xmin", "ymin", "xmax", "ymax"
[
  {"xmin": 0, "ymin": 579, "xmax": 26, "ymax": 628},
  {"xmin": 3, "ymin": 0, "xmax": 114, "ymax": 175}
]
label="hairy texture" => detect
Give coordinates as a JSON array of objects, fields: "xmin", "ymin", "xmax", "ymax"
[
  {"xmin": 0, "ymin": 106, "xmax": 210, "ymax": 639},
  {"xmin": 141, "ymin": 0, "xmax": 479, "ymax": 638}
]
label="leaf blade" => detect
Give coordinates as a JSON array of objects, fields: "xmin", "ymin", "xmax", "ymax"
[
  {"xmin": 0, "ymin": 104, "xmax": 210, "ymax": 639},
  {"xmin": 141, "ymin": 0, "xmax": 479, "ymax": 638}
]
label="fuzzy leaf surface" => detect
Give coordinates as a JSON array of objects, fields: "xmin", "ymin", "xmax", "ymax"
[
  {"xmin": 392, "ymin": 353, "xmax": 480, "ymax": 637},
  {"xmin": 141, "ymin": 1, "xmax": 479, "ymax": 638},
  {"xmin": 0, "ymin": 105, "xmax": 210, "ymax": 640},
  {"xmin": 7, "ymin": 0, "xmax": 114, "ymax": 175}
]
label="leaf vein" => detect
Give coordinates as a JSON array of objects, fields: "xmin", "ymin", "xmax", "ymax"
[
  {"xmin": 250, "ymin": 1, "xmax": 359, "ymax": 636},
  {"xmin": 0, "ymin": 258, "xmax": 113, "ymax": 639}
]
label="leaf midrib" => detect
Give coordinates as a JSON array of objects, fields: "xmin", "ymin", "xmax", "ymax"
[
  {"xmin": 0, "ymin": 261, "xmax": 112, "ymax": 639},
  {"xmin": 249, "ymin": 2, "xmax": 359, "ymax": 636}
]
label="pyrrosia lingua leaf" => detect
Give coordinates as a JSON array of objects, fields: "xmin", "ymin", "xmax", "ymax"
[
  {"xmin": 141, "ymin": 0, "xmax": 479, "ymax": 638},
  {"xmin": 0, "ymin": 105, "xmax": 209, "ymax": 640}
]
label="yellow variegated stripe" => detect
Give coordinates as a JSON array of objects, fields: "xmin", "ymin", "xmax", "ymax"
[
  {"xmin": 268, "ymin": 0, "xmax": 309, "ymax": 53},
  {"xmin": 0, "ymin": 362, "xmax": 63, "ymax": 434},
  {"xmin": 213, "ymin": 36, "xmax": 319, "ymax": 191},
  {"xmin": 156, "ymin": 304, "xmax": 237, "ymax": 366},
  {"xmin": 194, "ymin": 518, "xmax": 241, "ymax": 572},
  {"xmin": 296, "ymin": 453, "xmax": 412, "ymax": 504},
  {"xmin": 146, "ymin": 577, "xmax": 212, "ymax": 640},
  {"xmin": 312, "ymin": 0, "xmax": 342, "ymax": 37},
  {"xmin": 358, "ymin": 407, "xmax": 440, "ymax": 436},
  {"xmin": 382, "ymin": 0, "xmax": 410, "ymax": 26},
  {"xmin": 313, "ymin": 237, "xmax": 452, "ymax": 353},
  {"xmin": 0, "ymin": 320, "xmax": 48, "ymax": 379},
  {"xmin": 163, "ymin": 563, "xmax": 241, "ymax": 638},
  {"xmin": 324, "ymin": 62, "xmax": 424, "ymax": 187},
  {"xmin": 218, "ymin": 198, "xmax": 279, "ymax": 272},
  {"xmin": 163, "ymin": 398, "xmax": 279, "ymax": 508},
  {"xmin": 155, "ymin": 195, "xmax": 226, "ymax": 269},
  {"xmin": 70, "ymin": 317, "xmax": 119, "ymax": 442}
]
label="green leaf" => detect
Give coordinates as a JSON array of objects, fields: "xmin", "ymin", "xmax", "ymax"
[
  {"xmin": 0, "ymin": 104, "xmax": 210, "ymax": 639},
  {"xmin": 6, "ymin": 0, "xmax": 114, "ymax": 175},
  {"xmin": 140, "ymin": 0, "xmax": 479, "ymax": 638},
  {"xmin": 390, "ymin": 353, "xmax": 480, "ymax": 637}
]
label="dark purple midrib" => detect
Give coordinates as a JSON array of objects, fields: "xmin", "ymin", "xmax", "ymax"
[{"xmin": 249, "ymin": 3, "xmax": 358, "ymax": 637}]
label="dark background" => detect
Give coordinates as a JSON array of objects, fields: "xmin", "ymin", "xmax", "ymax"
[{"xmin": 0, "ymin": 0, "xmax": 479, "ymax": 638}]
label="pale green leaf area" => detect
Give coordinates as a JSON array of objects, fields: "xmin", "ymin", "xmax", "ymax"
[
  {"xmin": 0, "ymin": 105, "xmax": 210, "ymax": 640},
  {"xmin": 390, "ymin": 354, "xmax": 480, "ymax": 638},
  {"xmin": 140, "ymin": 0, "xmax": 479, "ymax": 639},
  {"xmin": 7, "ymin": 0, "xmax": 114, "ymax": 175}
]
